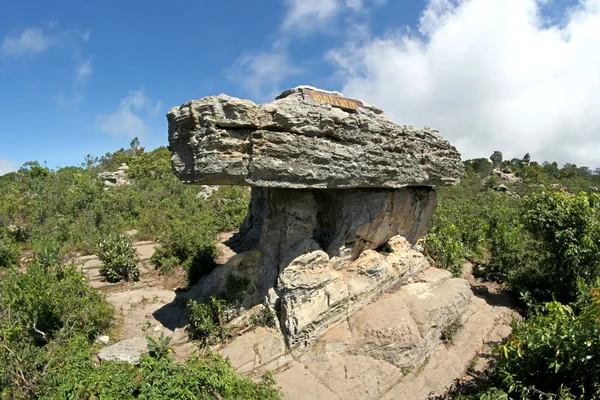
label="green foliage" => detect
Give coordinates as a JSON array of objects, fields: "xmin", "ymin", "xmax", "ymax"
[
  {"xmin": 37, "ymin": 337, "xmax": 281, "ymax": 400},
  {"xmin": 250, "ymin": 304, "xmax": 278, "ymax": 329},
  {"xmin": 188, "ymin": 297, "xmax": 231, "ymax": 346},
  {"xmin": 97, "ymin": 233, "xmax": 140, "ymax": 282},
  {"xmin": 521, "ymin": 191, "xmax": 600, "ymax": 303},
  {"xmin": 0, "ymin": 260, "xmax": 113, "ymax": 397},
  {"xmin": 489, "ymin": 293, "xmax": 600, "ymax": 399},
  {"xmin": 0, "ymin": 236, "xmax": 19, "ymax": 269},
  {"xmin": 440, "ymin": 318, "xmax": 463, "ymax": 345},
  {"xmin": 187, "ymin": 275, "xmax": 251, "ymax": 346},
  {"xmin": 146, "ymin": 332, "xmax": 173, "ymax": 361},
  {"xmin": 464, "ymin": 158, "xmax": 494, "ymax": 178},
  {"xmin": 0, "ymin": 145, "xmax": 249, "ymax": 261}
]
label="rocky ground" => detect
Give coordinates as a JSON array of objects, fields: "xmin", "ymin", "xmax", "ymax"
[{"xmin": 76, "ymin": 233, "xmax": 518, "ymax": 399}]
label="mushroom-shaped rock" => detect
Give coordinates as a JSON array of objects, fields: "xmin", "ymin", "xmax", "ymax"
[{"xmin": 167, "ymin": 86, "xmax": 463, "ymax": 349}]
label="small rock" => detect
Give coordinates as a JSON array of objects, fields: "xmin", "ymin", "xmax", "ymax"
[
  {"xmin": 196, "ymin": 185, "xmax": 220, "ymax": 200},
  {"xmin": 493, "ymin": 184, "xmax": 509, "ymax": 193},
  {"xmin": 97, "ymin": 338, "xmax": 148, "ymax": 364},
  {"xmin": 97, "ymin": 335, "xmax": 110, "ymax": 345}
]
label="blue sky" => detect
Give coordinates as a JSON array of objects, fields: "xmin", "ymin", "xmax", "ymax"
[{"xmin": 2, "ymin": 0, "xmax": 598, "ymax": 175}]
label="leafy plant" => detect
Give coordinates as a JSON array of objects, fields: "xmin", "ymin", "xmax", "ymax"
[
  {"xmin": 97, "ymin": 233, "xmax": 140, "ymax": 282},
  {"xmin": 0, "ymin": 236, "xmax": 19, "ymax": 269},
  {"xmin": 250, "ymin": 304, "xmax": 278, "ymax": 328},
  {"xmin": 440, "ymin": 318, "xmax": 463, "ymax": 345},
  {"xmin": 146, "ymin": 332, "xmax": 173, "ymax": 361},
  {"xmin": 187, "ymin": 296, "xmax": 230, "ymax": 346}
]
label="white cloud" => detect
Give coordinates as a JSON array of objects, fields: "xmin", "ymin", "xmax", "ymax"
[
  {"xmin": 0, "ymin": 159, "xmax": 17, "ymax": 176},
  {"xmin": 283, "ymin": 0, "xmax": 342, "ymax": 32},
  {"xmin": 98, "ymin": 90, "xmax": 161, "ymax": 138},
  {"xmin": 330, "ymin": 0, "xmax": 600, "ymax": 167},
  {"xmin": 282, "ymin": 0, "xmax": 376, "ymax": 33},
  {"xmin": 228, "ymin": 48, "xmax": 303, "ymax": 100},
  {"xmin": 2, "ymin": 28, "xmax": 54, "ymax": 57},
  {"xmin": 75, "ymin": 58, "xmax": 92, "ymax": 82}
]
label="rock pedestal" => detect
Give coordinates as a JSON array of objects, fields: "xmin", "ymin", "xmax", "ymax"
[{"xmin": 167, "ymin": 86, "xmax": 463, "ymax": 349}]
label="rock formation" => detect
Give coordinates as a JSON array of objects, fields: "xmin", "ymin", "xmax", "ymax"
[
  {"xmin": 490, "ymin": 151, "xmax": 503, "ymax": 170},
  {"xmin": 167, "ymin": 86, "xmax": 463, "ymax": 349},
  {"xmin": 98, "ymin": 163, "xmax": 130, "ymax": 187}
]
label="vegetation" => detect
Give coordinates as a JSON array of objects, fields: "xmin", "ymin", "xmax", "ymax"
[
  {"xmin": 0, "ymin": 141, "xmax": 248, "ymax": 283},
  {"xmin": 425, "ymin": 156, "xmax": 600, "ymax": 399},
  {"xmin": 0, "ymin": 141, "xmax": 280, "ymax": 399},
  {"xmin": 440, "ymin": 318, "xmax": 463, "ymax": 345},
  {"xmin": 187, "ymin": 275, "xmax": 251, "ymax": 346},
  {"xmin": 97, "ymin": 233, "xmax": 140, "ymax": 282}
]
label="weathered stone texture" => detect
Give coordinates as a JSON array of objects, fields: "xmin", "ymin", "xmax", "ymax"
[{"xmin": 167, "ymin": 90, "xmax": 463, "ymax": 189}]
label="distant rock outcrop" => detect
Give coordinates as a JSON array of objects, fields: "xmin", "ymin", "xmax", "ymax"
[
  {"xmin": 167, "ymin": 86, "xmax": 463, "ymax": 349},
  {"xmin": 98, "ymin": 163, "xmax": 130, "ymax": 187},
  {"xmin": 490, "ymin": 151, "xmax": 503, "ymax": 170}
]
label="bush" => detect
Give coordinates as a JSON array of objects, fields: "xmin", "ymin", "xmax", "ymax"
[
  {"xmin": 97, "ymin": 233, "xmax": 140, "ymax": 282},
  {"xmin": 185, "ymin": 242, "xmax": 218, "ymax": 285},
  {"xmin": 489, "ymin": 294, "xmax": 600, "ymax": 398},
  {"xmin": 521, "ymin": 191, "xmax": 600, "ymax": 303},
  {"xmin": 188, "ymin": 297, "xmax": 230, "ymax": 346},
  {"xmin": 187, "ymin": 275, "xmax": 250, "ymax": 346},
  {"xmin": 0, "ymin": 236, "xmax": 19, "ymax": 269},
  {"xmin": 250, "ymin": 304, "xmax": 278, "ymax": 329},
  {"xmin": 38, "ymin": 336, "xmax": 282, "ymax": 400},
  {"xmin": 0, "ymin": 261, "xmax": 113, "ymax": 397}
]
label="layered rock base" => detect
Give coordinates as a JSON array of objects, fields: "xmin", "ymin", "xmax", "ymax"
[
  {"xmin": 220, "ymin": 267, "xmax": 516, "ymax": 400},
  {"xmin": 186, "ymin": 186, "xmax": 435, "ymax": 348}
]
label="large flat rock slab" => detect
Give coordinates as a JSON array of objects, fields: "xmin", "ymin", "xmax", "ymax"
[
  {"xmin": 215, "ymin": 267, "xmax": 517, "ymax": 400},
  {"xmin": 167, "ymin": 86, "xmax": 463, "ymax": 189}
]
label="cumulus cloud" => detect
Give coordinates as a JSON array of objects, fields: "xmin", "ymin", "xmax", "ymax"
[
  {"xmin": 0, "ymin": 159, "xmax": 17, "ymax": 176},
  {"xmin": 282, "ymin": 0, "xmax": 379, "ymax": 33},
  {"xmin": 330, "ymin": 0, "xmax": 600, "ymax": 167},
  {"xmin": 2, "ymin": 28, "xmax": 54, "ymax": 57},
  {"xmin": 98, "ymin": 90, "xmax": 162, "ymax": 138}
]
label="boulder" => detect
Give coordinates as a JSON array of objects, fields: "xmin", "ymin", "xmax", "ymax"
[
  {"xmin": 167, "ymin": 86, "xmax": 463, "ymax": 349},
  {"xmin": 97, "ymin": 337, "xmax": 148, "ymax": 364}
]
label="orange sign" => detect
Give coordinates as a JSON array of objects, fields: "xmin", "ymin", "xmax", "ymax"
[{"xmin": 301, "ymin": 88, "xmax": 364, "ymax": 111}]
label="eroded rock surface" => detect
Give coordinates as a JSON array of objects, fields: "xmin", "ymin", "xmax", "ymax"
[
  {"xmin": 219, "ymin": 267, "xmax": 517, "ymax": 400},
  {"xmin": 167, "ymin": 86, "xmax": 463, "ymax": 189}
]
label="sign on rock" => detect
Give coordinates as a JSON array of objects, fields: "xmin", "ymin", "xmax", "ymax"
[{"xmin": 301, "ymin": 88, "xmax": 364, "ymax": 111}]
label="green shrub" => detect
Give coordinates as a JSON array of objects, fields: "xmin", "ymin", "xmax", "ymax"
[
  {"xmin": 185, "ymin": 242, "xmax": 217, "ymax": 285},
  {"xmin": 97, "ymin": 233, "xmax": 140, "ymax": 282},
  {"xmin": 0, "ymin": 261, "xmax": 113, "ymax": 397},
  {"xmin": 521, "ymin": 191, "xmax": 600, "ymax": 303},
  {"xmin": 425, "ymin": 220, "xmax": 465, "ymax": 276},
  {"xmin": 188, "ymin": 297, "xmax": 230, "ymax": 346},
  {"xmin": 250, "ymin": 304, "xmax": 278, "ymax": 329},
  {"xmin": 490, "ymin": 295, "xmax": 600, "ymax": 398},
  {"xmin": 0, "ymin": 236, "xmax": 19, "ymax": 269},
  {"xmin": 440, "ymin": 318, "xmax": 463, "ymax": 345}
]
